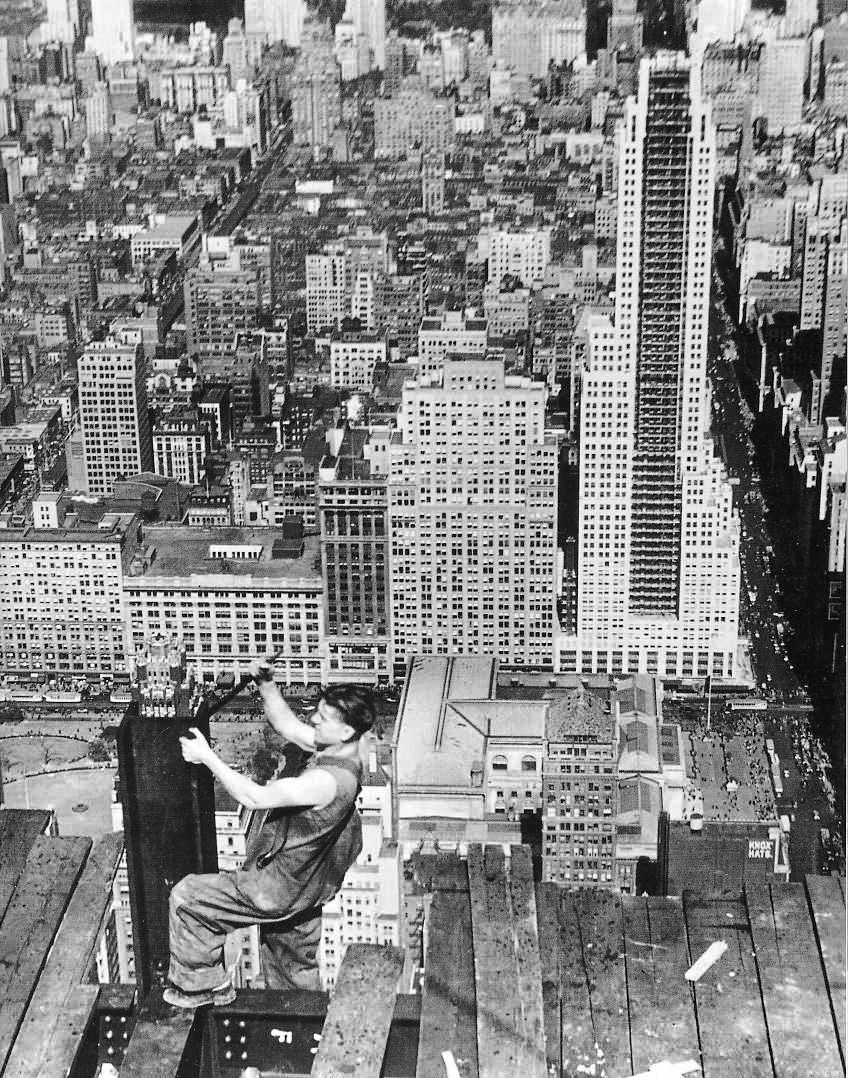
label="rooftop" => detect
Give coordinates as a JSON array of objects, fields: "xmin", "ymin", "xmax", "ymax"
[{"xmin": 126, "ymin": 526, "xmax": 321, "ymax": 582}]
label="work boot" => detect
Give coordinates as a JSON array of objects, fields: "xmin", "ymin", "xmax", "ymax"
[{"xmin": 163, "ymin": 980, "xmax": 236, "ymax": 1009}]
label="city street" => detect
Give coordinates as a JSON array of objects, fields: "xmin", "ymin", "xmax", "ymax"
[{"xmin": 707, "ymin": 285, "xmax": 803, "ymax": 702}]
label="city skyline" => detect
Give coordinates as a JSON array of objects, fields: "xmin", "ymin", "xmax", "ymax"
[{"xmin": 0, "ymin": 0, "xmax": 843, "ymax": 1067}]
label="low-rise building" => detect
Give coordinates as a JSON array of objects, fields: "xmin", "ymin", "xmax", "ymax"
[{"xmin": 123, "ymin": 526, "xmax": 326, "ymax": 684}]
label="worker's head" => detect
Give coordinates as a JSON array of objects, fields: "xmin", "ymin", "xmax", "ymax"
[{"xmin": 311, "ymin": 684, "xmax": 377, "ymax": 747}]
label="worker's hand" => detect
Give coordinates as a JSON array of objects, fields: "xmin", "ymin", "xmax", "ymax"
[
  {"xmin": 180, "ymin": 727, "xmax": 213, "ymax": 766},
  {"xmin": 248, "ymin": 657, "xmax": 276, "ymax": 686}
]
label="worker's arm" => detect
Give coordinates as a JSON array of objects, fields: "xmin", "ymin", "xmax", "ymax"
[
  {"xmin": 252, "ymin": 662, "xmax": 318, "ymax": 752},
  {"xmin": 179, "ymin": 728, "xmax": 335, "ymax": 811}
]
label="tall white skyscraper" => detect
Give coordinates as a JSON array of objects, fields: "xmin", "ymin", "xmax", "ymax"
[
  {"xmin": 572, "ymin": 54, "xmax": 740, "ymax": 681},
  {"xmin": 78, "ymin": 339, "xmax": 152, "ymax": 495},
  {"xmin": 245, "ymin": 0, "xmax": 306, "ymax": 48},
  {"xmin": 692, "ymin": 0, "xmax": 749, "ymax": 47},
  {"xmin": 41, "ymin": 0, "xmax": 79, "ymax": 45},
  {"xmin": 388, "ymin": 355, "xmax": 559, "ymax": 673},
  {"xmin": 341, "ymin": 0, "xmax": 387, "ymax": 69},
  {"xmin": 90, "ymin": 0, "xmax": 135, "ymax": 67}
]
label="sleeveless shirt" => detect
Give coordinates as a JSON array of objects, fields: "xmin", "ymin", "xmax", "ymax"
[{"xmin": 237, "ymin": 751, "xmax": 363, "ymax": 916}]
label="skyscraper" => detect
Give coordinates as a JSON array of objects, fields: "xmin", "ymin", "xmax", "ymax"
[
  {"xmin": 388, "ymin": 355, "xmax": 559, "ymax": 674},
  {"xmin": 78, "ymin": 339, "xmax": 152, "ymax": 496},
  {"xmin": 290, "ymin": 20, "xmax": 341, "ymax": 153},
  {"xmin": 573, "ymin": 54, "xmax": 740, "ymax": 680},
  {"xmin": 90, "ymin": 0, "xmax": 135, "ymax": 67}
]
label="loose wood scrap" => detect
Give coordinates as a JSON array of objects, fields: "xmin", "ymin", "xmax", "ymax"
[
  {"xmin": 0, "ymin": 835, "xmax": 91, "ymax": 1071},
  {"xmin": 683, "ymin": 893, "xmax": 772, "ymax": 1078},
  {"xmin": 417, "ymin": 865, "xmax": 477, "ymax": 1078},
  {"xmin": 311, "ymin": 943, "xmax": 404, "ymax": 1078},
  {"xmin": 4, "ymin": 832, "xmax": 125, "ymax": 1078},
  {"xmin": 746, "ymin": 880, "xmax": 843, "ymax": 1077},
  {"xmin": 804, "ymin": 874, "xmax": 846, "ymax": 1066}
]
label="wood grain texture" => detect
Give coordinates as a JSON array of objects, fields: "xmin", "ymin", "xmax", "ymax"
[
  {"xmin": 683, "ymin": 893, "xmax": 773, "ymax": 1078},
  {"xmin": 4, "ymin": 832, "xmax": 124, "ymax": 1078},
  {"xmin": 746, "ymin": 880, "xmax": 844, "ymax": 1077},
  {"xmin": 311, "ymin": 943, "xmax": 404, "ymax": 1078}
]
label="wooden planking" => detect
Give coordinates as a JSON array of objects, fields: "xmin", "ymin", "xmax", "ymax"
[
  {"xmin": 120, "ymin": 988, "xmax": 203, "ymax": 1077},
  {"xmin": 535, "ymin": 883, "xmax": 563, "ymax": 1077},
  {"xmin": 4, "ymin": 831, "xmax": 124, "ymax": 1078},
  {"xmin": 683, "ymin": 893, "xmax": 772, "ymax": 1078},
  {"xmin": 572, "ymin": 888, "xmax": 631, "ymax": 1078},
  {"xmin": 557, "ymin": 891, "xmax": 600, "ymax": 1078},
  {"xmin": 804, "ymin": 874, "xmax": 846, "ymax": 1065},
  {"xmin": 416, "ymin": 863, "xmax": 478, "ymax": 1078},
  {"xmin": 311, "ymin": 943, "xmax": 404, "ymax": 1078},
  {"xmin": 509, "ymin": 847, "xmax": 546, "ymax": 1074},
  {"xmin": 467, "ymin": 844, "xmax": 546, "ymax": 1078},
  {"xmin": 624, "ymin": 897, "xmax": 699, "ymax": 1076},
  {"xmin": 0, "ymin": 810, "xmax": 52, "ymax": 922},
  {"xmin": 0, "ymin": 835, "xmax": 91, "ymax": 1071},
  {"xmin": 746, "ymin": 880, "xmax": 844, "ymax": 1077}
]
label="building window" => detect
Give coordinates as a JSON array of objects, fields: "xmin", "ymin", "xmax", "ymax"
[
  {"xmin": 521, "ymin": 756, "xmax": 537, "ymax": 772},
  {"xmin": 492, "ymin": 755, "xmax": 508, "ymax": 771}
]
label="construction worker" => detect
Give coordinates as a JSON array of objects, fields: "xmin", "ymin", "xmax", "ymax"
[{"xmin": 164, "ymin": 663, "xmax": 375, "ymax": 1008}]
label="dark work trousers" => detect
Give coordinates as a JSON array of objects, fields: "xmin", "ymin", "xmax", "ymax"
[
  {"xmin": 168, "ymin": 870, "xmax": 323, "ymax": 992},
  {"xmin": 168, "ymin": 754, "xmax": 362, "ymax": 993}
]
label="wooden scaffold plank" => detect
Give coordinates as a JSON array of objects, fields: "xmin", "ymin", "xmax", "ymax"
[
  {"xmin": 119, "ymin": 988, "xmax": 204, "ymax": 1078},
  {"xmin": 311, "ymin": 943, "xmax": 404, "ymax": 1078},
  {"xmin": 558, "ymin": 890, "xmax": 601, "ymax": 1078},
  {"xmin": 467, "ymin": 844, "xmax": 547, "ymax": 1078},
  {"xmin": 572, "ymin": 888, "xmax": 631, "ymax": 1078},
  {"xmin": 683, "ymin": 893, "xmax": 773, "ymax": 1078},
  {"xmin": 746, "ymin": 879, "xmax": 844, "ymax": 1077},
  {"xmin": 416, "ymin": 860, "xmax": 477, "ymax": 1078},
  {"xmin": 0, "ymin": 809, "xmax": 53, "ymax": 923},
  {"xmin": 804, "ymin": 874, "xmax": 846, "ymax": 1066},
  {"xmin": 0, "ymin": 835, "xmax": 91, "ymax": 1071},
  {"xmin": 535, "ymin": 882, "xmax": 564, "ymax": 1077},
  {"xmin": 624, "ymin": 897, "xmax": 699, "ymax": 1077},
  {"xmin": 4, "ymin": 832, "xmax": 125, "ymax": 1078}
]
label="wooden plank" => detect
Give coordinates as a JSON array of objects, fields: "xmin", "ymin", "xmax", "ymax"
[
  {"xmin": 467, "ymin": 844, "xmax": 546, "ymax": 1078},
  {"xmin": 683, "ymin": 893, "xmax": 773, "ymax": 1078},
  {"xmin": 746, "ymin": 879, "xmax": 844, "ymax": 1077},
  {"xmin": 311, "ymin": 943, "xmax": 404, "ymax": 1078},
  {"xmin": 509, "ymin": 848, "xmax": 546, "ymax": 1072},
  {"xmin": 0, "ymin": 809, "xmax": 52, "ymax": 922},
  {"xmin": 535, "ymin": 883, "xmax": 563, "ymax": 1077},
  {"xmin": 120, "ymin": 988, "xmax": 204, "ymax": 1077},
  {"xmin": 416, "ymin": 869, "xmax": 478, "ymax": 1078},
  {"xmin": 0, "ymin": 835, "xmax": 91, "ymax": 1071},
  {"xmin": 624, "ymin": 897, "xmax": 699, "ymax": 1076},
  {"xmin": 804, "ymin": 874, "xmax": 846, "ymax": 1066},
  {"xmin": 572, "ymin": 889, "xmax": 631, "ymax": 1078},
  {"xmin": 558, "ymin": 891, "xmax": 599, "ymax": 1078},
  {"xmin": 4, "ymin": 832, "xmax": 124, "ymax": 1078}
]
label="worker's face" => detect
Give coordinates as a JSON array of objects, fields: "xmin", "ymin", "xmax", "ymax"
[{"xmin": 307, "ymin": 698, "xmax": 355, "ymax": 746}]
